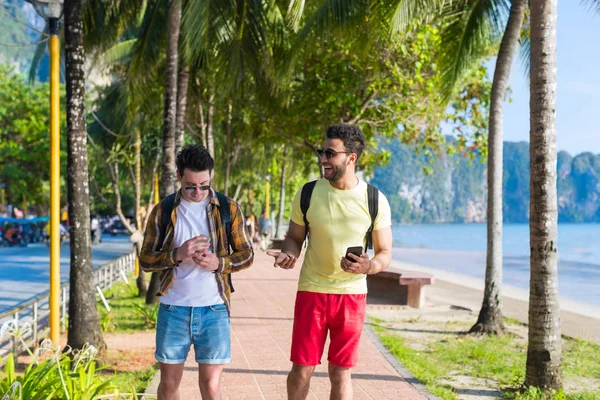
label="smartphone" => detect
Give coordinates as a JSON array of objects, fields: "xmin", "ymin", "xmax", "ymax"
[
  {"xmin": 345, "ymin": 246, "xmax": 363, "ymax": 262},
  {"xmin": 196, "ymin": 235, "xmax": 210, "ymax": 244}
]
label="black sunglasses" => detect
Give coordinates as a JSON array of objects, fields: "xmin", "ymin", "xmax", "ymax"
[
  {"xmin": 316, "ymin": 148, "xmax": 353, "ymax": 159},
  {"xmin": 184, "ymin": 185, "xmax": 211, "ymax": 194}
]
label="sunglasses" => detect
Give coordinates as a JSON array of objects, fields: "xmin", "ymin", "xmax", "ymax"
[
  {"xmin": 316, "ymin": 148, "xmax": 353, "ymax": 159},
  {"xmin": 184, "ymin": 185, "xmax": 211, "ymax": 194}
]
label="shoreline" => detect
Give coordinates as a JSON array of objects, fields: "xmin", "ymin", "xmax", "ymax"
[{"xmin": 389, "ymin": 257, "xmax": 600, "ymax": 343}]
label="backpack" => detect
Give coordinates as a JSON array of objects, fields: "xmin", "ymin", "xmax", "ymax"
[
  {"xmin": 159, "ymin": 191, "xmax": 235, "ymax": 292},
  {"xmin": 300, "ymin": 180, "xmax": 379, "ymax": 252}
]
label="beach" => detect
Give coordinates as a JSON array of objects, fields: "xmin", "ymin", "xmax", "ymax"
[{"xmin": 391, "ymin": 247, "xmax": 600, "ymax": 343}]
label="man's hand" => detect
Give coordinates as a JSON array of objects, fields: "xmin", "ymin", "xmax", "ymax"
[
  {"xmin": 192, "ymin": 251, "xmax": 219, "ymax": 271},
  {"xmin": 266, "ymin": 250, "xmax": 297, "ymax": 269},
  {"xmin": 341, "ymin": 252, "xmax": 372, "ymax": 274},
  {"xmin": 176, "ymin": 236, "xmax": 210, "ymax": 262}
]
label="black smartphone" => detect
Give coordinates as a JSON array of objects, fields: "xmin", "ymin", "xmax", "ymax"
[{"xmin": 345, "ymin": 246, "xmax": 363, "ymax": 262}]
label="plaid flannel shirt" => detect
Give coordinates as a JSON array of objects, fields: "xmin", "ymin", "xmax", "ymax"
[{"xmin": 139, "ymin": 189, "xmax": 254, "ymax": 313}]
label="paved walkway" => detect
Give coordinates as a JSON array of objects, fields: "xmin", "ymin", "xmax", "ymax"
[{"xmin": 144, "ymin": 250, "xmax": 431, "ymax": 399}]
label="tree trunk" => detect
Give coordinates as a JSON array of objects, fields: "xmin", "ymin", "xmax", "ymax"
[
  {"xmin": 207, "ymin": 90, "xmax": 215, "ymax": 158},
  {"xmin": 175, "ymin": 65, "xmax": 189, "ymax": 156},
  {"xmin": 134, "ymin": 129, "xmax": 147, "ymax": 297},
  {"xmin": 276, "ymin": 147, "xmax": 288, "ymax": 239},
  {"xmin": 64, "ymin": 0, "xmax": 104, "ymax": 351},
  {"xmin": 470, "ymin": 0, "xmax": 526, "ymax": 335},
  {"xmin": 161, "ymin": 0, "xmax": 181, "ymax": 198},
  {"xmin": 224, "ymin": 101, "xmax": 233, "ymax": 196},
  {"xmin": 149, "ymin": 0, "xmax": 182, "ymax": 305},
  {"xmin": 526, "ymin": 0, "xmax": 562, "ymax": 390}
]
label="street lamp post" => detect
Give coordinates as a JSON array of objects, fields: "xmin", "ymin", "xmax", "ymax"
[
  {"xmin": 28, "ymin": 0, "xmax": 64, "ymax": 345},
  {"xmin": 265, "ymin": 174, "xmax": 272, "ymax": 220}
]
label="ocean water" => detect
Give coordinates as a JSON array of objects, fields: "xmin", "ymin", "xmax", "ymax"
[{"xmin": 391, "ymin": 223, "xmax": 600, "ymax": 306}]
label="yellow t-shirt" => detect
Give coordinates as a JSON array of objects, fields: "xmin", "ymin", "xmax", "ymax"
[{"xmin": 291, "ymin": 179, "xmax": 392, "ymax": 294}]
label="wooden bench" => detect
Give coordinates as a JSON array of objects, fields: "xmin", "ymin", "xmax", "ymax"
[{"xmin": 367, "ymin": 265, "xmax": 434, "ymax": 308}]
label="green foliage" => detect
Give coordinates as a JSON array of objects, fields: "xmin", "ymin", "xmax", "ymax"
[
  {"xmin": 98, "ymin": 274, "xmax": 157, "ymax": 333},
  {"xmin": 0, "ymin": 65, "xmax": 67, "ymax": 213},
  {"xmin": 0, "ymin": 341, "xmax": 116, "ymax": 400}
]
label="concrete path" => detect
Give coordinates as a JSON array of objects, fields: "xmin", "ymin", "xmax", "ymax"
[{"xmin": 143, "ymin": 249, "xmax": 432, "ymax": 399}]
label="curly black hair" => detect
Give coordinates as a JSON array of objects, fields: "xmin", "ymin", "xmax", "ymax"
[
  {"xmin": 326, "ymin": 124, "xmax": 365, "ymax": 159},
  {"xmin": 176, "ymin": 145, "xmax": 214, "ymax": 175}
]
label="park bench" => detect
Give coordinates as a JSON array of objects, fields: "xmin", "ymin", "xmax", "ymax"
[{"xmin": 367, "ymin": 264, "xmax": 435, "ymax": 308}]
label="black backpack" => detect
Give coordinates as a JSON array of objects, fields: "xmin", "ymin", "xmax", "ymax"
[
  {"xmin": 300, "ymin": 180, "xmax": 379, "ymax": 252},
  {"xmin": 159, "ymin": 191, "xmax": 234, "ymax": 291}
]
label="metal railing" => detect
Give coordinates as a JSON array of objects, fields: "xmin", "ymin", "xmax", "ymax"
[{"xmin": 0, "ymin": 252, "xmax": 136, "ymax": 364}]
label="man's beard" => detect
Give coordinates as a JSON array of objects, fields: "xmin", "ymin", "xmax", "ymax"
[{"xmin": 324, "ymin": 162, "xmax": 347, "ymax": 182}]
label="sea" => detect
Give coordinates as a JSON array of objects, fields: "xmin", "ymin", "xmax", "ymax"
[{"xmin": 391, "ymin": 223, "xmax": 600, "ymax": 306}]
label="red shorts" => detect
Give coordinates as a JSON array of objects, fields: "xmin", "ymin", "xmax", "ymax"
[{"xmin": 290, "ymin": 291, "xmax": 366, "ymax": 368}]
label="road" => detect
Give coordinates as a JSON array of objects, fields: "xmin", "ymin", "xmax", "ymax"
[{"xmin": 0, "ymin": 235, "xmax": 133, "ymax": 313}]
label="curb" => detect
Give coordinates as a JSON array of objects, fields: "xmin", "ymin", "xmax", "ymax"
[
  {"xmin": 364, "ymin": 316, "xmax": 442, "ymax": 400},
  {"xmin": 141, "ymin": 367, "xmax": 160, "ymax": 399}
]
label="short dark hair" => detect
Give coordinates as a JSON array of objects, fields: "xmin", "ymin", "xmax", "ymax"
[
  {"xmin": 176, "ymin": 145, "xmax": 214, "ymax": 175},
  {"xmin": 326, "ymin": 124, "xmax": 365, "ymax": 159}
]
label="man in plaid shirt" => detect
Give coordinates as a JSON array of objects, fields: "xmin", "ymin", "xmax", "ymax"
[{"xmin": 140, "ymin": 145, "xmax": 254, "ymax": 400}]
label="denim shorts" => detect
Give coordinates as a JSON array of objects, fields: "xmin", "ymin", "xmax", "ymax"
[{"xmin": 155, "ymin": 303, "xmax": 231, "ymax": 364}]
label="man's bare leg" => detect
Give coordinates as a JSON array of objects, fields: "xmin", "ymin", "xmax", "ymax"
[
  {"xmin": 198, "ymin": 364, "xmax": 225, "ymax": 400},
  {"xmin": 157, "ymin": 363, "xmax": 185, "ymax": 400},
  {"xmin": 287, "ymin": 363, "xmax": 315, "ymax": 400},
  {"xmin": 328, "ymin": 363, "xmax": 352, "ymax": 400}
]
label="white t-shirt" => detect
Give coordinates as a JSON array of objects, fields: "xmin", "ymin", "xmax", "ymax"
[{"xmin": 160, "ymin": 197, "xmax": 224, "ymax": 307}]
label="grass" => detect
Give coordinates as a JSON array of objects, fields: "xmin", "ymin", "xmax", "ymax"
[
  {"xmin": 103, "ymin": 365, "xmax": 158, "ymax": 397},
  {"xmin": 98, "ymin": 273, "xmax": 158, "ymax": 333},
  {"xmin": 369, "ymin": 316, "xmax": 600, "ymax": 400},
  {"xmin": 96, "ymin": 273, "xmax": 159, "ymax": 397}
]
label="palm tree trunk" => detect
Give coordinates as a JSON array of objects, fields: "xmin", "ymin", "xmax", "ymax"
[
  {"xmin": 64, "ymin": 0, "xmax": 104, "ymax": 351},
  {"xmin": 224, "ymin": 100, "xmax": 233, "ymax": 196},
  {"xmin": 161, "ymin": 0, "xmax": 181, "ymax": 198},
  {"xmin": 470, "ymin": 0, "xmax": 526, "ymax": 335},
  {"xmin": 207, "ymin": 90, "xmax": 215, "ymax": 158},
  {"xmin": 526, "ymin": 0, "xmax": 562, "ymax": 390},
  {"xmin": 175, "ymin": 65, "xmax": 189, "ymax": 156},
  {"xmin": 149, "ymin": 0, "xmax": 182, "ymax": 305},
  {"xmin": 276, "ymin": 147, "xmax": 288, "ymax": 238},
  {"xmin": 134, "ymin": 129, "xmax": 147, "ymax": 297}
]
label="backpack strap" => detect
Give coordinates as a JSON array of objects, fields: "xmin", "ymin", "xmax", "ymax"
[
  {"xmin": 365, "ymin": 184, "xmax": 379, "ymax": 252},
  {"xmin": 300, "ymin": 180, "xmax": 317, "ymax": 244},
  {"xmin": 216, "ymin": 191, "xmax": 235, "ymax": 293},
  {"xmin": 159, "ymin": 192, "xmax": 177, "ymax": 248},
  {"xmin": 215, "ymin": 192, "xmax": 232, "ymax": 254}
]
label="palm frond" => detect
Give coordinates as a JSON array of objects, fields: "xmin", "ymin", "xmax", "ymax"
[
  {"xmin": 28, "ymin": 24, "xmax": 49, "ymax": 84},
  {"xmin": 101, "ymin": 39, "xmax": 137, "ymax": 64},
  {"xmin": 372, "ymin": 0, "xmax": 447, "ymax": 39},
  {"xmin": 286, "ymin": 0, "xmax": 306, "ymax": 31},
  {"xmin": 439, "ymin": 0, "xmax": 509, "ymax": 99},
  {"xmin": 129, "ymin": 0, "xmax": 167, "ymax": 84}
]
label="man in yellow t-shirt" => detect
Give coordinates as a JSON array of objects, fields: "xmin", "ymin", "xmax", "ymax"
[{"xmin": 267, "ymin": 124, "xmax": 392, "ymax": 400}]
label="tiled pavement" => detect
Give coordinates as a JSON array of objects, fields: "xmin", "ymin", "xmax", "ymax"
[{"xmin": 144, "ymin": 249, "xmax": 431, "ymax": 399}]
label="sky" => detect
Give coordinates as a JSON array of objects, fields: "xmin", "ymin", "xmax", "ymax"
[{"xmin": 499, "ymin": 3, "xmax": 600, "ymax": 155}]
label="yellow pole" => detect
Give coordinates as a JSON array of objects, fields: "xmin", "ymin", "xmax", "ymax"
[
  {"xmin": 154, "ymin": 172, "xmax": 160, "ymax": 205},
  {"xmin": 265, "ymin": 179, "xmax": 270, "ymax": 219},
  {"xmin": 1, "ymin": 188, "xmax": 5, "ymax": 215},
  {"xmin": 49, "ymin": 28, "xmax": 61, "ymax": 345},
  {"xmin": 22, "ymin": 195, "xmax": 27, "ymax": 218}
]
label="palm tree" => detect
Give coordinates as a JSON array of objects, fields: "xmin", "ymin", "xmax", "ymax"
[
  {"xmin": 64, "ymin": 0, "xmax": 105, "ymax": 351},
  {"xmin": 525, "ymin": 0, "xmax": 562, "ymax": 390},
  {"xmin": 439, "ymin": 0, "xmax": 526, "ymax": 334}
]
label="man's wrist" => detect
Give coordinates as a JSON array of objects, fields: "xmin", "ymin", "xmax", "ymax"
[{"xmin": 364, "ymin": 260, "xmax": 374, "ymax": 275}]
